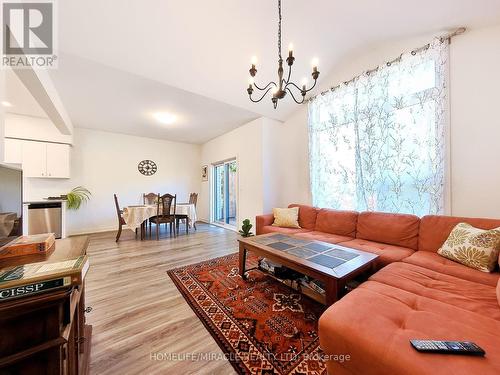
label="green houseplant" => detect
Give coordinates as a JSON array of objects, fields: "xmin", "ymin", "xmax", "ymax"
[
  {"xmin": 65, "ymin": 186, "xmax": 92, "ymax": 210},
  {"xmin": 239, "ymin": 219, "xmax": 253, "ymax": 237}
]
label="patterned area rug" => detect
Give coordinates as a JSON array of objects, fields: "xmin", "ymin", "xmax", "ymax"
[{"xmin": 167, "ymin": 253, "xmax": 327, "ymax": 375}]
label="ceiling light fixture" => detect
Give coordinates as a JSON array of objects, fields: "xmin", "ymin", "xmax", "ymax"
[
  {"xmin": 1, "ymin": 101, "xmax": 13, "ymax": 107},
  {"xmin": 153, "ymin": 112, "xmax": 176, "ymax": 125},
  {"xmin": 247, "ymin": 0, "xmax": 319, "ymax": 109}
]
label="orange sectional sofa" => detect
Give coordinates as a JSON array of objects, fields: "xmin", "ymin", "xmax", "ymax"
[{"xmin": 255, "ymin": 204, "xmax": 500, "ymax": 374}]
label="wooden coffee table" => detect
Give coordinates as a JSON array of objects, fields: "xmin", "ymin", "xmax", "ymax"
[{"xmin": 238, "ymin": 233, "xmax": 379, "ymax": 305}]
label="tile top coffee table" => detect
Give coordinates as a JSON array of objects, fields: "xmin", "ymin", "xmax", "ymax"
[{"xmin": 238, "ymin": 233, "xmax": 379, "ymax": 305}]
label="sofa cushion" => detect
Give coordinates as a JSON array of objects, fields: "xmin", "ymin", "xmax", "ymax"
[
  {"xmin": 338, "ymin": 239, "xmax": 414, "ymax": 268},
  {"xmin": 369, "ymin": 262, "xmax": 500, "ymax": 320},
  {"xmin": 272, "ymin": 207, "xmax": 300, "ymax": 228},
  {"xmin": 314, "ymin": 208, "xmax": 358, "ymax": 237},
  {"xmin": 356, "ymin": 211, "xmax": 420, "ymax": 250},
  {"xmin": 319, "ymin": 280, "xmax": 500, "ymax": 375},
  {"xmin": 437, "ymin": 223, "xmax": 500, "ymax": 272},
  {"xmin": 403, "ymin": 251, "xmax": 500, "ymax": 287},
  {"xmin": 419, "ymin": 215, "xmax": 500, "ymax": 253},
  {"xmin": 288, "ymin": 204, "xmax": 318, "ymax": 230},
  {"xmin": 258, "ymin": 226, "xmax": 311, "ymax": 235},
  {"xmin": 294, "ymin": 231, "xmax": 353, "ymax": 244}
]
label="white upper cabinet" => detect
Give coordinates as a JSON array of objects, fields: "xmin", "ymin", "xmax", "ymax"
[
  {"xmin": 3, "ymin": 138, "xmax": 24, "ymax": 164},
  {"xmin": 46, "ymin": 143, "xmax": 70, "ymax": 178},
  {"xmin": 21, "ymin": 140, "xmax": 71, "ymax": 178},
  {"xmin": 22, "ymin": 141, "xmax": 47, "ymax": 177}
]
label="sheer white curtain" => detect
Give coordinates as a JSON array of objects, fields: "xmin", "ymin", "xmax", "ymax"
[{"xmin": 308, "ymin": 39, "xmax": 449, "ymax": 216}]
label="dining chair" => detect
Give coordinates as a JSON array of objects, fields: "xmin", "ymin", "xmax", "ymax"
[
  {"xmin": 114, "ymin": 194, "xmax": 136, "ymax": 242},
  {"xmin": 189, "ymin": 193, "xmax": 198, "ymax": 230},
  {"xmin": 175, "ymin": 192, "xmax": 198, "ymax": 233},
  {"xmin": 149, "ymin": 193, "xmax": 176, "ymax": 240},
  {"xmin": 143, "ymin": 192, "xmax": 158, "ymax": 205},
  {"xmin": 143, "ymin": 192, "xmax": 158, "ymax": 236}
]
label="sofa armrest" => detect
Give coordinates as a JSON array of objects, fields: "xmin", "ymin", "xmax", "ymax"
[{"xmin": 256, "ymin": 214, "xmax": 274, "ymax": 234}]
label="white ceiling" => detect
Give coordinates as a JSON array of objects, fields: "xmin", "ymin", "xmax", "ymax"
[
  {"xmin": 48, "ymin": 53, "xmax": 259, "ymax": 144},
  {"xmin": 12, "ymin": 0, "xmax": 500, "ymax": 143}
]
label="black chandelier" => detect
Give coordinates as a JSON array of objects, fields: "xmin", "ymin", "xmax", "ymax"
[{"xmin": 247, "ymin": 0, "xmax": 320, "ymax": 109}]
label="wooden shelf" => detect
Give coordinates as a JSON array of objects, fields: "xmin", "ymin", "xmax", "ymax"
[{"xmin": 259, "ymin": 268, "xmax": 327, "ymax": 305}]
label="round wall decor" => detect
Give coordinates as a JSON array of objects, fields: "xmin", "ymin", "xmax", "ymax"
[{"xmin": 138, "ymin": 160, "xmax": 157, "ymax": 176}]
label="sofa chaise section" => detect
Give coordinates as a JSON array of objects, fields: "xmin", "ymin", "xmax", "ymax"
[
  {"xmin": 319, "ymin": 276, "xmax": 500, "ymax": 375},
  {"xmin": 319, "ymin": 214, "xmax": 500, "ymax": 375}
]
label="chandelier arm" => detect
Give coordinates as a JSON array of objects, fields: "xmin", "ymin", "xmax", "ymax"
[
  {"xmin": 284, "ymin": 81, "xmax": 302, "ymax": 92},
  {"xmin": 304, "ymin": 78, "xmax": 318, "ymax": 92},
  {"xmin": 249, "ymin": 87, "xmax": 274, "ymax": 103},
  {"xmin": 285, "ymin": 78, "xmax": 318, "ymax": 94},
  {"xmin": 286, "ymin": 87, "xmax": 305, "ymax": 104},
  {"xmin": 254, "ymin": 81, "xmax": 277, "ymax": 91}
]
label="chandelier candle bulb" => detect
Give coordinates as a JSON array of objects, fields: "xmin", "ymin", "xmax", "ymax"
[
  {"xmin": 312, "ymin": 58, "xmax": 319, "ymax": 71},
  {"xmin": 248, "ymin": 77, "xmax": 254, "ymax": 89},
  {"xmin": 288, "ymin": 43, "xmax": 294, "ymax": 57}
]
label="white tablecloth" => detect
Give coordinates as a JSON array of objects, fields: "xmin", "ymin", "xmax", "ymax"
[
  {"xmin": 175, "ymin": 203, "xmax": 198, "ymax": 226},
  {"xmin": 123, "ymin": 205, "xmax": 156, "ymax": 231},
  {"xmin": 123, "ymin": 204, "xmax": 197, "ymax": 231}
]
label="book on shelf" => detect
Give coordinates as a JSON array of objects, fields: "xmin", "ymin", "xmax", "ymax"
[{"xmin": 0, "ymin": 255, "xmax": 89, "ymax": 301}]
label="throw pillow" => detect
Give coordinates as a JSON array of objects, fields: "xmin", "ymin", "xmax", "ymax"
[
  {"xmin": 437, "ymin": 222, "xmax": 500, "ymax": 272},
  {"xmin": 272, "ymin": 207, "xmax": 301, "ymax": 229}
]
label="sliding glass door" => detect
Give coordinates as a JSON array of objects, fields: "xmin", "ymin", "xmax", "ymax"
[{"xmin": 212, "ymin": 159, "xmax": 237, "ymax": 227}]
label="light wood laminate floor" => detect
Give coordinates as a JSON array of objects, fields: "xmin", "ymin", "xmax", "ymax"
[{"xmin": 85, "ymin": 223, "xmax": 238, "ymax": 375}]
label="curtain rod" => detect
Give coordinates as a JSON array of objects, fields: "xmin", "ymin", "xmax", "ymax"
[{"xmin": 307, "ymin": 27, "xmax": 466, "ymax": 102}]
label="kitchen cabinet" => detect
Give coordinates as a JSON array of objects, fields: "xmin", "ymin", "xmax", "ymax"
[
  {"xmin": 22, "ymin": 141, "xmax": 71, "ymax": 178},
  {"xmin": 3, "ymin": 138, "xmax": 23, "ymax": 164}
]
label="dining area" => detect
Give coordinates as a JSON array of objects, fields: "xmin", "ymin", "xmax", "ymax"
[{"xmin": 114, "ymin": 192, "xmax": 198, "ymax": 241}]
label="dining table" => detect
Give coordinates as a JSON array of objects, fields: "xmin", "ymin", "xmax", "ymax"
[{"xmin": 122, "ymin": 203, "xmax": 197, "ymax": 240}]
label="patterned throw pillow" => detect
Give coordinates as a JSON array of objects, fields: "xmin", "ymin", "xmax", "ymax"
[
  {"xmin": 437, "ymin": 223, "xmax": 500, "ymax": 272},
  {"xmin": 272, "ymin": 207, "xmax": 301, "ymax": 229}
]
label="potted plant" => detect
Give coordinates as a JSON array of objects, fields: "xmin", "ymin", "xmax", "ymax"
[
  {"xmin": 239, "ymin": 219, "xmax": 253, "ymax": 237},
  {"xmin": 65, "ymin": 186, "xmax": 92, "ymax": 210}
]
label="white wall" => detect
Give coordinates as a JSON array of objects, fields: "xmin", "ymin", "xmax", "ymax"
[
  {"xmin": 24, "ymin": 128, "xmax": 201, "ymax": 235},
  {"xmin": 262, "ymin": 117, "xmax": 291, "ymax": 212},
  {"xmin": 199, "ymin": 118, "xmax": 264, "ymax": 228},
  {"xmin": 274, "ymin": 23, "xmax": 500, "ymax": 219},
  {"xmin": 449, "ymin": 24, "xmax": 500, "ymax": 218}
]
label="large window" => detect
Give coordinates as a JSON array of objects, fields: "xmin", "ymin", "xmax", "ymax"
[{"xmin": 308, "ymin": 40, "xmax": 449, "ymax": 216}]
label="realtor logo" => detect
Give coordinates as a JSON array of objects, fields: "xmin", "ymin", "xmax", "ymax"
[{"xmin": 2, "ymin": 1, "xmax": 57, "ymax": 68}]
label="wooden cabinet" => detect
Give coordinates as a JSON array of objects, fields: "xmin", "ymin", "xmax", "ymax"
[
  {"xmin": 22, "ymin": 141, "xmax": 70, "ymax": 178},
  {"xmin": 0, "ymin": 237, "xmax": 91, "ymax": 375}
]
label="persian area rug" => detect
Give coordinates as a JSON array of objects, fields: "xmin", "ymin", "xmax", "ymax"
[{"xmin": 167, "ymin": 253, "xmax": 327, "ymax": 375}]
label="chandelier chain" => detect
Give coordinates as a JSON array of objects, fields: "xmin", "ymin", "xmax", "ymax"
[{"xmin": 278, "ymin": 0, "xmax": 282, "ymax": 60}]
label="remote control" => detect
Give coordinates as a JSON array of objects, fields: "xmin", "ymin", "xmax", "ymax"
[{"xmin": 410, "ymin": 340, "xmax": 485, "ymax": 356}]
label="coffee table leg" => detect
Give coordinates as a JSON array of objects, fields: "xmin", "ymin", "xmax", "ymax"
[
  {"xmin": 239, "ymin": 243, "xmax": 247, "ymax": 280},
  {"xmin": 325, "ymin": 279, "xmax": 339, "ymax": 306}
]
